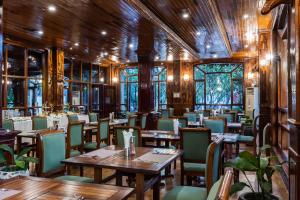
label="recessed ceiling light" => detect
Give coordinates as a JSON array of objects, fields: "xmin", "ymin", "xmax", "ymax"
[
  {"xmin": 206, "ymin": 45, "xmax": 211, "ymax": 49},
  {"xmin": 37, "ymin": 30, "xmax": 44, "ymax": 35},
  {"xmin": 126, "ymin": 59, "xmax": 130, "ymax": 63},
  {"xmin": 129, "ymin": 43, "xmax": 134, "ymax": 48},
  {"xmin": 243, "ymin": 14, "xmax": 249, "ymax": 19},
  {"xmin": 196, "ymin": 31, "xmax": 201, "ymax": 36},
  {"xmin": 104, "ymin": 52, "xmax": 108, "ymax": 56},
  {"xmin": 101, "ymin": 31, "xmax": 107, "ymax": 36},
  {"xmin": 74, "ymin": 43, "xmax": 79, "ymax": 46},
  {"xmin": 48, "ymin": 5, "xmax": 57, "ymax": 12},
  {"xmin": 182, "ymin": 12, "xmax": 189, "ymax": 19},
  {"xmin": 155, "ymin": 56, "xmax": 159, "ymax": 60}
]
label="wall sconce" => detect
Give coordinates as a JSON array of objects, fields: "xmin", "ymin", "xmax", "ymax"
[
  {"xmin": 100, "ymin": 77, "xmax": 104, "ymax": 83},
  {"xmin": 183, "ymin": 74, "xmax": 189, "ymax": 81},
  {"xmin": 167, "ymin": 75, "xmax": 174, "ymax": 82},
  {"xmin": 112, "ymin": 77, "xmax": 118, "ymax": 83},
  {"xmin": 247, "ymin": 72, "xmax": 254, "ymax": 79}
]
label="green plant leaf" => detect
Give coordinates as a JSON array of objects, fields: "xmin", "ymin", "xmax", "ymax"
[
  {"xmin": 239, "ymin": 151, "xmax": 258, "ymax": 167},
  {"xmin": 234, "ymin": 157, "xmax": 258, "ymax": 171},
  {"xmin": 0, "ymin": 144, "xmax": 14, "ymax": 157},
  {"xmin": 230, "ymin": 182, "xmax": 249, "ymax": 195},
  {"xmin": 17, "ymin": 147, "xmax": 32, "ymax": 158},
  {"xmin": 15, "ymin": 160, "xmax": 25, "ymax": 170},
  {"xmin": 261, "ymin": 181, "xmax": 272, "ymax": 193},
  {"xmin": 260, "ymin": 157, "xmax": 269, "ymax": 169},
  {"xmin": 18, "ymin": 156, "xmax": 39, "ymax": 164}
]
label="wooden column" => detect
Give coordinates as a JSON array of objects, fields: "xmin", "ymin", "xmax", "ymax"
[
  {"xmin": 0, "ymin": 0, "xmax": 3, "ymax": 126},
  {"xmin": 288, "ymin": 1, "xmax": 300, "ymax": 199},
  {"xmin": 46, "ymin": 48, "xmax": 64, "ymax": 111}
]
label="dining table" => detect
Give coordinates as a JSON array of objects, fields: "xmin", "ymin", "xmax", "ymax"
[
  {"xmin": 62, "ymin": 145, "xmax": 183, "ymax": 200},
  {"xmin": 141, "ymin": 130, "xmax": 178, "ymax": 147},
  {"xmin": 0, "ymin": 176, "xmax": 134, "ymax": 200}
]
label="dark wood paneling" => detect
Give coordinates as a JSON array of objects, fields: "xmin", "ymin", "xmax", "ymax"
[{"xmin": 0, "ymin": 0, "xmax": 3, "ymax": 126}]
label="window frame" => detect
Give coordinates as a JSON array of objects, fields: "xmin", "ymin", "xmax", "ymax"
[{"xmin": 152, "ymin": 66, "xmax": 167, "ymax": 111}]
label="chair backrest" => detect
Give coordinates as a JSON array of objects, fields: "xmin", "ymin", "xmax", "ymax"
[
  {"xmin": 88, "ymin": 113, "xmax": 98, "ymax": 122},
  {"xmin": 157, "ymin": 118, "xmax": 174, "ymax": 131},
  {"xmin": 66, "ymin": 121, "xmax": 84, "ymax": 158},
  {"xmin": 114, "ymin": 126, "xmax": 141, "ymax": 147},
  {"xmin": 171, "ymin": 117, "xmax": 188, "ymax": 128},
  {"xmin": 204, "ymin": 117, "xmax": 227, "ymax": 133},
  {"xmin": 98, "ymin": 118, "xmax": 110, "ymax": 142},
  {"xmin": 32, "ymin": 116, "xmax": 48, "ymax": 130},
  {"xmin": 183, "ymin": 112, "xmax": 197, "ymax": 122},
  {"xmin": 203, "ymin": 110, "xmax": 211, "ymax": 117},
  {"xmin": 180, "ymin": 128, "xmax": 211, "ymax": 163},
  {"xmin": 2, "ymin": 119, "xmax": 14, "ymax": 130},
  {"xmin": 68, "ymin": 114, "xmax": 79, "ymax": 123},
  {"xmin": 169, "ymin": 108, "xmax": 174, "ymax": 117},
  {"xmin": 217, "ymin": 113, "xmax": 233, "ymax": 123},
  {"xmin": 160, "ymin": 109, "xmax": 169, "ymax": 118},
  {"xmin": 141, "ymin": 113, "xmax": 148, "ymax": 129},
  {"xmin": 207, "ymin": 171, "xmax": 233, "ymax": 200},
  {"xmin": 128, "ymin": 115, "xmax": 137, "ymax": 127},
  {"xmin": 36, "ymin": 131, "xmax": 66, "ymax": 177}
]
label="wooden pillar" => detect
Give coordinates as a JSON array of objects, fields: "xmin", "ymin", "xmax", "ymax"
[
  {"xmin": 288, "ymin": 1, "xmax": 300, "ymax": 199},
  {"xmin": 46, "ymin": 48, "xmax": 64, "ymax": 111},
  {"xmin": 0, "ymin": 0, "xmax": 3, "ymax": 126}
]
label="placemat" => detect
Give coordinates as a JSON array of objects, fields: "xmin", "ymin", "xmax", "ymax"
[{"xmin": 83, "ymin": 149, "xmax": 122, "ymax": 158}]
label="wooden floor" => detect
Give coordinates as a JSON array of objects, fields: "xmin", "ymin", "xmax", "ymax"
[{"xmin": 62, "ymin": 144, "xmax": 288, "ymax": 200}]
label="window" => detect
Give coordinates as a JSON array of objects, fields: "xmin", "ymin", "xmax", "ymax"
[
  {"xmin": 194, "ymin": 63, "xmax": 244, "ymax": 110},
  {"xmin": 120, "ymin": 67, "xmax": 138, "ymax": 112},
  {"xmin": 152, "ymin": 66, "xmax": 167, "ymax": 111}
]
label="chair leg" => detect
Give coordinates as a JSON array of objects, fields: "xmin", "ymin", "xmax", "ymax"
[
  {"xmin": 174, "ymin": 160, "xmax": 177, "ymax": 169},
  {"xmin": 181, "ymin": 174, "xmax": 184, "ymax": 185},
  {"xmin": 116, "ymin": 171, "xmax": 122, "ymax": 186},
  {"xmin": 187, "ymin": 176, "xmax": 192, "ymax": 186},
  {"xmin": 80, "ymin": 166, "xmax": 83, "ymax": 177}
]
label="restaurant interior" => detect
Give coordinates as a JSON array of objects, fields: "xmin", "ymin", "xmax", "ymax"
[{"xmin": 0, "ymin": 0, "xmax": 297, "ymax": 199}]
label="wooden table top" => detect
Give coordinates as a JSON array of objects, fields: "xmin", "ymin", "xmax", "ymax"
[
  {"xmin": 227, "ymin": 122, "xmax": 242, "ymax": 128},
  {"xmin": 83, "ymin": 125, "xmax": 98, "ymax": 131},
  {"xmin": 109, "ymin": 119, "xmax": 128, "ymax": 126},
  {"xmin": 62, "ymin": 145, "xmax": 183, "ymax": 175},
  {"xmin": 0, "ymin": 176, "xmax": 133, "ymax": 200},
  {"xmin": 141, "ymin": 130, "xmax": 179, "ymax": 141}
]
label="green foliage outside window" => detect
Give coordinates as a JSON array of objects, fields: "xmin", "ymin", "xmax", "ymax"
[{"xmin": 152, "ymin": 67, "xmax": 167, "ymax": 111}]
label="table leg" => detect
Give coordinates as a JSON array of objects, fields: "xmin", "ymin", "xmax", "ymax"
[
  {"xmin": 153, "ymin": 175, "xmax": 161, "ymax": 200},
  {"xmin": 136, "ymin": 173, "xmax": 145, "ymax": 200},
  {"xmin": 94, "ymin": 168, "xmax": 102, "ymax": 183},
  {"xmin": 116, "ymin": 171, "xmax": 122, "ymax": 186},
  {"xmin": 17, "ymin": 137, "xmax": 21, "ymax": 153}
]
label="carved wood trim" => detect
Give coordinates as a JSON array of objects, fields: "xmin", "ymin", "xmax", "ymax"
[{"xmin": 261, "ymin": 0, "xmax": 291, "ymax": 15}]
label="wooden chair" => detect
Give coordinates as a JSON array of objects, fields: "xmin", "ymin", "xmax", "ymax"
[
  {"xmin": 114, "ymin": 126, "xmax": 141, "ymax": 147},
  {"xmin": 217, "ymin": 113, "xmax": 234, "ymax": 123},
  {"xmin": 171, "ymin": 116, "xmax": 188, "ymax": 128},
  {"xmin": 164, "ymin": 141, "xmax": 231, "ymax": 200},
  {"xmin": 84, "ymin": 118, "xmax": 110, "ymax": 151},
  {"xmin": 32, "ymin": 116, "xmax": 48, "ymax": 130},
  {"xmin": 157, "ymin": 118, "xmax": 174, "ymax": 131},
  {"xmin": 179, "ymin": 128, "xmax": 212, "ymax": 185},
  {"xmin": 127, "ymin": 115, "xmax": 137, "ymax": 127},
  {"xmin": 66, "ymin": 121, "xmax": 85, "ymax": 158},
  {"xmin": 2, "ymin": 119, "xmax": 14, "ymax": 130},
  {"xmin": 67, "ymin": 114, "xmax": 79, "ymax": 123},
  {"xmin": 183, "ymin": 112, "xmax": 197, "ymax": 123},
  {"xmin": 204, "ymin": 117, "xmax": 228, "ymax": 133},
  {"xmin": 36, "ymin": 131, "xmax": 93, "ymax": 183},
  {"xmin": 140, "ymin": 113, "xmax": 148, "ymax": 130},
  {"xmin": 160, "ymin": 109, "xmax": 170, "ymax": 118},
  {"xmin": 169, "ymin": 108, "xmax": 174, "ymax": 117},
  {"xmin": 88, "ymin": 112, "xmax": 98, "ymax": 123}
]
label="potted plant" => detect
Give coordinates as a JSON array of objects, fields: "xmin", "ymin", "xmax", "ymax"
[
  {"xmin": 226, "ymin": 145, "xmax": 284, "ymax": 200},
  {"xmin": 0, "ymin": 144, "xmax": 38, "ymax": 179}
]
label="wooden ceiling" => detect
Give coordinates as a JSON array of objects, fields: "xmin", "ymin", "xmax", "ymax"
[{"xmin": 4, "ymin": 0, "xmax": 261, "ymax": 64}]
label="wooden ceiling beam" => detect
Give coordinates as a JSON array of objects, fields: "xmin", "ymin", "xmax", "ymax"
[
  {"xmin": 126, "ymin": 0, "xmax": 200, "ymax": 59},
  {"xmin": 207, "ymin": 0, "xmax": 233, "ymax": 57}
]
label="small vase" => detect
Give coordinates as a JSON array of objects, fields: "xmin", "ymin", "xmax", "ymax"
[{"xmin": 238, "ymin": 192, "xmax": 280, "ymax": 200}]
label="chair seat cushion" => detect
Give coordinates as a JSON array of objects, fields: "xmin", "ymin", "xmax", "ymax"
[
  {"xmin": 238, "ymin": 135, "xmax": 254, "ymax": 142},
  {"xmin": 55, "ymin": 175, "xmax": 94, "ymax": 183},
  {"xmin": 71, "ymin": 149, "xmax": 81, "ymax": 157},
  {"xmin": 163, "ymin": 186, "xmax": 207, "ymax": 200},
  {"xmin": 84, "ymin": 142, "xmax": 107, "ymax": 150},
  {"xmin": 184, "ymin": 162, "xmax": 206, "ymax": 173}
]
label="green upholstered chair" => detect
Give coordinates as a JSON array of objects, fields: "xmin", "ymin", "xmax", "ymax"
[
  {"xmin": 140, "ymin": 113, "xmax": 148, "ymax": 130},
  {"xmin": 169, "ymin": 108, "xmax": 175, "ymax": 117},
  {"xmin": 204, "ymin": 117, "xmax": 227, "ymax": 133},
  {"xmin": 163, "ymin": 170, "xmax": 233, "ymax": 200},
  {"xmin": 67, "ymin": 114, "xmax": 79, "ymax": 123},
  {"xmin": 84, "ymin": 118, "xmax": 110, "ymax": 151},
  {"xmin": 88, "ymin": 112, "xmax": 98, "ymax": 123},
  {"xmin": 217, "ymin": 113, "xmax": 233, "ymax": 123},
  {"xmin": 160, "ymin": 109, "xmax": 170, "ymax": 118},
  {"xmin": 157, "ymin": 118, "xmax": 174, "ymax": 131},
  {"xmin": 2, "ymin": 119, "xmax": 14, "ymax": 130},
  {"xmin": 183, "ymin": 112, "xmax": 197, "ymax": 123},
  {"xmin": 114, "ymin": 126, "xmax": 141, "ymax": 147},
  {"xmin": 66, "ymin": 121, "xmax": 84, "ymax": 158},
  {"xmin": 127, "ymin": 115, "xmax": 137, "ymax": 127},
  {"xmin": 203, "ymin": 110, "xmax": 211, "ymax": 117},
  {"xmin": 32, "ymin": 116, "xmax": 48, "ymax": 130},
  {"xmin": 36, "ymin": 131, "xmax": 93, "ymax": 183},
  {"xmin": 179, "ymin": 128, "xmax": 211, "ymax": 185}
]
